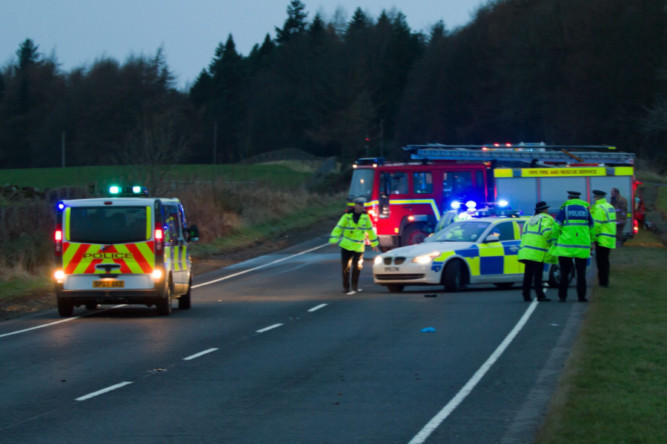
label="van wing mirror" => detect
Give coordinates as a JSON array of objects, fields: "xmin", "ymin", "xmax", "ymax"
[{"xmin": 187, "ymin": 225, "xmax": 200, "ymax": 242}]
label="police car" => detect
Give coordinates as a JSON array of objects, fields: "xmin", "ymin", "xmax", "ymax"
[
  {"xmin": 373, "ymin": 215, "xmax": 561, "ymax": 292},
  {"xmin": 53, "ymin": 185, "xmax": 199, "ymax": 317}
]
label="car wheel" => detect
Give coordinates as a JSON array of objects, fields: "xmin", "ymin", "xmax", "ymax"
[
  {"xmin": 179, "ymin": 278, "xmax": 192, "ymax": 310},
  {"xmin": 57, "ymin": 299, "xmax": 74, "ymax": 317},
  {"xmin": 443, "ymin": 260, "xmax": 464, "ymax": 292},
  {"xmin": 387, "ymin": 284, "xmax": 404, "ymax": 293},
  {"xmin": 402, "ymin": 224, "xmax": 428, "ymax": 246},
  {"xmin": 157, "ymin": 280, "xmax": 172, "ymax": 316}
]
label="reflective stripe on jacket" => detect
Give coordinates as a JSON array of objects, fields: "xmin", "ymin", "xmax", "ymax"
[
  {"xmin": 550, "ymin": 198, "xmax": 593, "ymax": 259},
  {"xmin": 329, "ymin": 212, "xmax": 379, "ymax": 253},
  {"xmin": 518, "ymin": 213, "xmax": 554, "ymax": 263},
  {"xmin": 591, "ymin": 199, "xmax": 617, "ymax": 249}
]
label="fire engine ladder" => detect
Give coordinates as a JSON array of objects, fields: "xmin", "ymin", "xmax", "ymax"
[{"xmin": 404, "ymin": 144, "xmax": 635, "ymax": 165}]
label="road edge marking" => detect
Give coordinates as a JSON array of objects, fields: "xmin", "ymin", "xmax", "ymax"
[
  {"xmin": 192, "ymin": 243, "xmax": 330, "ymax": 289},
  {"xmin": 408, "ymin": 299, "xmax": 539, "ymax": 444}
]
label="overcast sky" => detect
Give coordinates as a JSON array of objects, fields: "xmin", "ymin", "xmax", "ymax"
[{"xmin": 2, "ymin": 1, "xmax": 488, "ymax": 89}]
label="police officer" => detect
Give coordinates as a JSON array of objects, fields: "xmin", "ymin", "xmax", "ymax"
[
  {"xmin": 591, "ymin": 189, "xmax": 617, "ymax": 287},
  {"xmin": 518, "ymin": 201, "xmax": 554, "ymax": 302},
  {"xmin": 550, "ymin": 190, "xmax": 594, "ymax": 302},
  {"xmin": 329, "ymin": 197, "xmax": 379, "ymax": 294}
]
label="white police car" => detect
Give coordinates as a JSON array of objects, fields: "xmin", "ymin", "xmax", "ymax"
[{"xmin": 372, "ymin": 216, "xmax": 566, "ymax": 293}]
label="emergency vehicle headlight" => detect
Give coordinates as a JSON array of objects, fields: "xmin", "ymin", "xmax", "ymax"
[
  {"xmin": 413, "ymin": 251, "xmax": 440, "ymax": 265},
  {"xmin": 152, "ymin": 269, "xmax": 163, "ymax": 281},
  {"xmin": 54, "ymin": 270, "xmax": 65, "ymax": 282},
  {"xmin": 374, "ymin": 256, "xmax": 383, "ymax": 266}
]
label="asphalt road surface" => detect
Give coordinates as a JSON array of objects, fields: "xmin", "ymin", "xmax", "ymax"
[{"xmin": 0, "ymin": 233, "xmax": 588, "ymax": 443}]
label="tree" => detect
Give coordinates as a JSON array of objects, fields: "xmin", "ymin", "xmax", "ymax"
[{"xmin": 276, "ymin": 0, "xmax": 308, "ymax": 44}]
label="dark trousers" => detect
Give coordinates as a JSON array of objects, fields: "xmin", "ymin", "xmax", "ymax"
[
  {"xmin": 558, "ymin": 256, "xmax": 588, "ymax": 301},
  {"xmin": 341, "ymin": 248, "xmax": 363, "ymax": 291},
  {"xmin": 522, "ymin": 260, "xmax": 545, "ymax": 301},
  {"xmin": 595, "ymin": 245, "xmax": 611, "ymax": 286}
]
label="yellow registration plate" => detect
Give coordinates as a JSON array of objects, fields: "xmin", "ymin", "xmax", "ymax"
[{"xmin": 93, "ymin": 280, "xmax": 125, "ymax": 288}]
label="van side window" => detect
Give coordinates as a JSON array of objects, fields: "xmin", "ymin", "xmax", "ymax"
[
  {"xmin": 413, "ymin": 172, "xmax": 433, "ymax": 194},
  {"xmin": 164, "ymin": 205, "xmax": 183, "ymax": 243}
]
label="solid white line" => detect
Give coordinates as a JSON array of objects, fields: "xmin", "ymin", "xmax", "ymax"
[
  {"xmin": 0, "ymin": 304, "xmax": 127, "ymax": 339},
  {"xmin": 192, "ymin": 243, "xmax": 330, "ymax": 289},
  {"xmin": 75, "ymin": 381, "xmax": 133, "ymax": 402},
  {"xmin": 308, "ymin": 304, "xmax": 328, "ymax": 312},
  {"xmin": 408, "ymin": 299, "xmax": 539, "ymax": 444},
  {"xmin": 0, "ymin": 316, "xmax": 81, "ymax": 338},
  {"xmin": 183, "ymin": 347, "xmax": 219, "ymax": 361},
  {"xmin": 256, "ymin": 323, "xmax": 283, "ymax": 333}
]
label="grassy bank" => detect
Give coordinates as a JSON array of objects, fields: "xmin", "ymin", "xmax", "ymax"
[{"xmin": 536, "ymin": 231, "xmax": 667, "ymax": 442}]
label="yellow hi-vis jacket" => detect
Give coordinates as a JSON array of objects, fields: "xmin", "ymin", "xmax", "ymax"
[
  {"xmin": 591, "ymin": 198, "xmax": 617, "ymax": 249},
  {"xmin": 550, "ymin": 198, "xmax": 594, "ymax": 259},
  {"xmin": 518, "ymin": 213, "xmax": 555, "ymax": 263},
  {"xmin": 329, "ymin": 211, "xmax": 378, "ymax": 253}
]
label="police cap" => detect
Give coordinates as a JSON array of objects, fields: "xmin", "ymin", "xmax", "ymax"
[
  {"xmin": 353, "ymin": 197, "xmax": 366, "ymax": 204},
  {"xmin": 567, "ymin": 190, "xmax": 582, "ymax": 198},
  {"xmin": 592, "ymin": 189, "xmax": 606, "ymax": 197},
  {"xmin": 534, "ymin": 201, "xmax": 549, "ymax": 212}
]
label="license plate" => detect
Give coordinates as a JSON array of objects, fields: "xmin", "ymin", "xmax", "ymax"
[
  {"xmin": 93, "ymin": 280, "xmax": 124, "ymax": 288},
  {"xmin": 385, "ymin": 267, "xmax": 400, "ymax": 272}
]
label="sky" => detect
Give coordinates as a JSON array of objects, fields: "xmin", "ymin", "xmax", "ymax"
[{"xmin": 2, "ymin": 1, "xmax": 488, "ymax": 89}]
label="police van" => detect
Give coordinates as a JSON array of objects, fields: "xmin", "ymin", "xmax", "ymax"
[{"xmin": 53, "ymin": 186, "xmax": 199, "ymax": 317}]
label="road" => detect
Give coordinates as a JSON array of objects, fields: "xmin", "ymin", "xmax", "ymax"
[{"xmin": 0, "ymin": 232, "xmax": 588, "ymax": 443}]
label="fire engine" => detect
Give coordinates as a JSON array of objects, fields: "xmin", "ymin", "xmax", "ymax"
[{"xmin": 348, "ymin": 143, "xmax": 637, "ymax": 250}]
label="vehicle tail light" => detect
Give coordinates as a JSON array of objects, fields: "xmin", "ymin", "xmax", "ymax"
[
  {"xmin": 633, "ymin": 219, "xmax": 639, "ymax": 234},
  {"xmin": 54, "ymin": 225, "xmax": 63, "ymax": 256},
  {"xmin": 155, "ymin": 223, "xmax": 164, "ymax": 254}
]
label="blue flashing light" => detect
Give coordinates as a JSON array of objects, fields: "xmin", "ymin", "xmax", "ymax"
[
  {"xmin": 451, "ymin": 200, "xmax": 461, "ymax": 210},
  {"xmin": 498, "ymin": 199, "xmax": 509, "ymax": 208},
  {"xmin": 465, "ymin": 200, "xmax": 477, "ymax": 209},
  {"xmin": 109, "ymin": 185, "xmax": 121, "ymax": 195},
  {"xmin": 132, "ymin": 185, "xmax": 142, "ymax": 194},
  {"xmin": 56, "ymin": 202, "xmax": 66, "ymax": 211}
]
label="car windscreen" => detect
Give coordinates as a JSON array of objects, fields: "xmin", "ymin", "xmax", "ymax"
[
  {"xmin": 427, "ymin": 221, "xmax": 490, "ymax": 243},
  {"xmin": 348, "ymin": 169, "xmax": 374, "ymax": 201},
  {"xmin": 68, "ymin": 206, "xmax": 149, "ymax": 244}
]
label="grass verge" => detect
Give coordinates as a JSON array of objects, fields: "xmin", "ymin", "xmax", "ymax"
[{"xmin": 536, "ymin": 229, "xmax": 667, "ymax": 443}]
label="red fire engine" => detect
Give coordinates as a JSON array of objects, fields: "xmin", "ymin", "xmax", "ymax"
[{"xmin": 348, "ymin": 143, "xmax": 637, "ymax": 250}]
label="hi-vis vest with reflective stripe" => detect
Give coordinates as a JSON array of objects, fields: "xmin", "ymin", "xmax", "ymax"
[
  {"xmin": 591, "ymin": 199, "xmax": 617, "ymax": 249},
  {"xmin": 329, "ymin": 212, "xmax": 378, "ymax": 253},
  {"xmin": 518, "ymin": 214, "xmax": 554, "ymax": 263},
  {"xmin": 62, "ymin": 206, "xmax": 156, "ymax": 274},
  {"xmin": 550, "ymin": 198, "xmax": 593, "ymax": 259}
]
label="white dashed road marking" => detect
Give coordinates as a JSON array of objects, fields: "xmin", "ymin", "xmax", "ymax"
[
  {"xmin": 183, "ymin": 348, "xmax": 219, "ymax": 361},
  {"xmin": 75, "ymin": 381, "xmax": 133, "ymax": 402}
]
